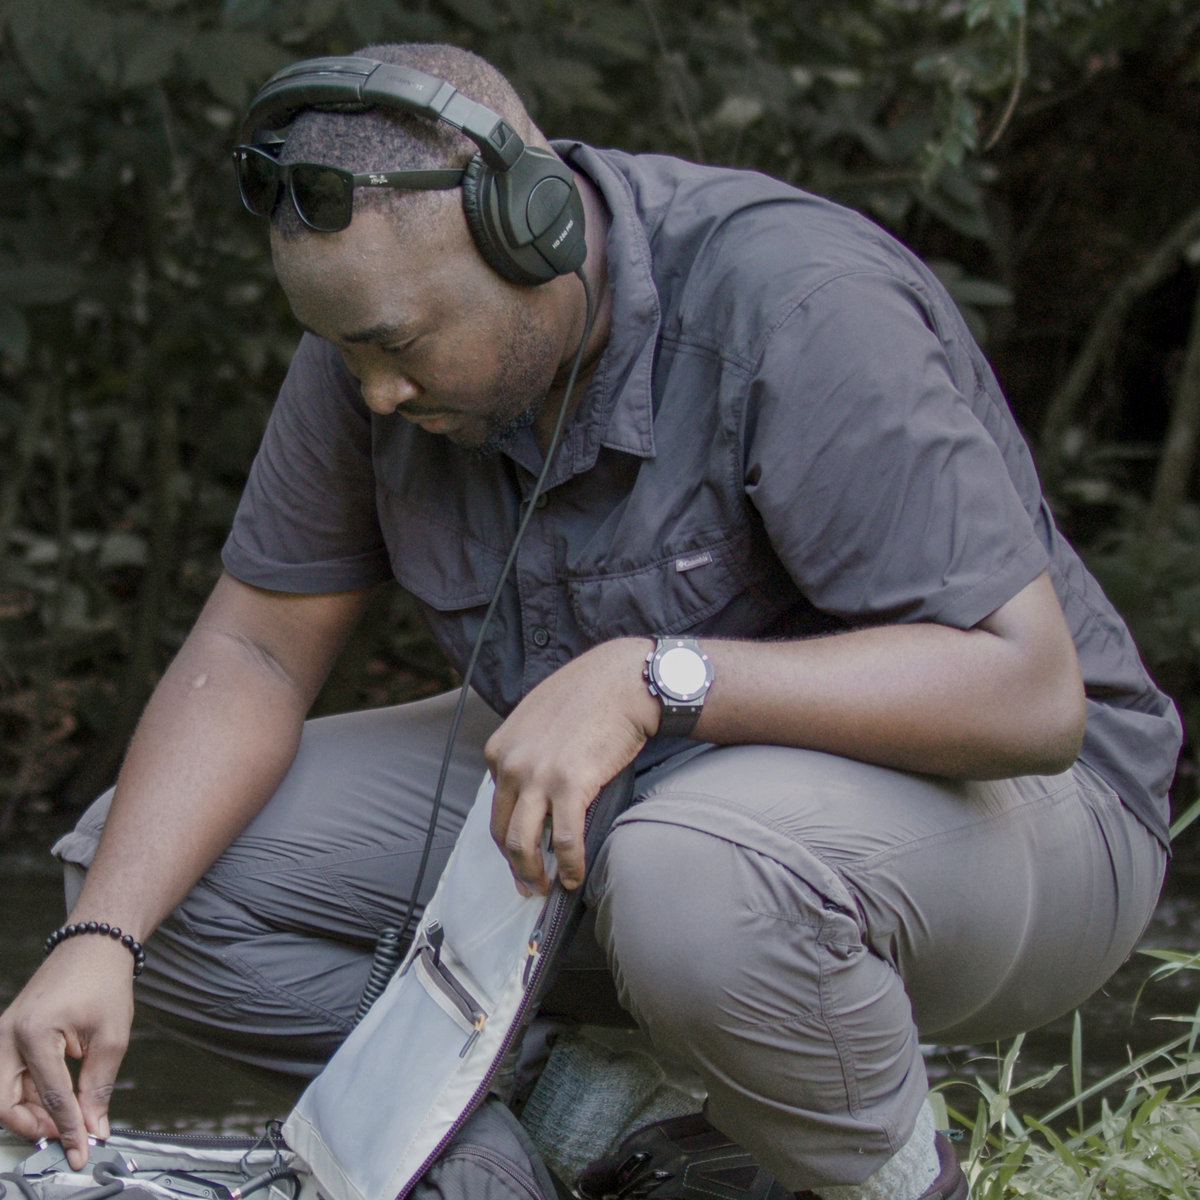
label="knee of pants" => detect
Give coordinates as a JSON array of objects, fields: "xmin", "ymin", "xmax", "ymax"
[{"xmin": 590, "ymin": 818, "xmax": 836, "ymax": 1051}]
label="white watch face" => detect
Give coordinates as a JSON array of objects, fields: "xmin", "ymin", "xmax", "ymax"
[{"xmin": 657, "ymin": 645, "xmax": 709, "ymax": 700}]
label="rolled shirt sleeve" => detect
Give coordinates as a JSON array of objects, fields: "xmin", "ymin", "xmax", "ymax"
[
  {"xmin": 222, "ymin": 334, "xmax": 395, "ymax": 594},
  {"xmin": 743, "ymin": 269, "xmax": 1048, "ymax": 631}
]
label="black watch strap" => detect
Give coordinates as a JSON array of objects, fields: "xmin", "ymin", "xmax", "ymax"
[{"xmin": 644, "ymin": 637, "xmax": 714, "ymax": 739}]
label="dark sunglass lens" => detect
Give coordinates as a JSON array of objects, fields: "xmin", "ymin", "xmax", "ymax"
[
  {"xmin": 290, "ymin": 164, "xmax": 354, "ymax": 232},
  {"xmin": 236, "ymin": 149, "xmax": 280, "ymax": 216}
]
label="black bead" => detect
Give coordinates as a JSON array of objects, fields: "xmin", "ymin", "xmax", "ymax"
[{"xmin": 43, "ymin": 920, "xmax": 146, "ymax": 978}]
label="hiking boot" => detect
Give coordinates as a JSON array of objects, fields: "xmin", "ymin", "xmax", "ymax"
[
  {"xmin": 575, "ymin": 1113, "xmax": 969, "ymax": 1200},
  {"xmin": 576, "ymin": 1112, "xmax": 792, "ymax": 1200},
  {"xmin": 907, "ymin": 1131, "xmax": 970, "ymax": 1200}
]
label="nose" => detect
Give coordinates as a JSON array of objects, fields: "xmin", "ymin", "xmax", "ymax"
[{"xmin": 359, "ymin": 368, "xmax": 420, "ymax": 416}]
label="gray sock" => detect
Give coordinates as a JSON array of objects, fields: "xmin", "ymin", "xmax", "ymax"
[
  {"xmin": 818, "ymin": 1098, "xmax": 940, "ymax": 1200},
  {"xmin": 519, "ymin": 1027, "xmax": 702, "ymax": 1186}
]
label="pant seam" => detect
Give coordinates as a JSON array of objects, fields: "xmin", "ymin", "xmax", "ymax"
[{"xmin": 201, "ymin": 942, "xmax": 357, "ymax": 1033}]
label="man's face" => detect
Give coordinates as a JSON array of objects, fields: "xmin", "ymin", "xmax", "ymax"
[{"xmin": 271, "ymin": 202, "xmax": 566, "ymax": 454}]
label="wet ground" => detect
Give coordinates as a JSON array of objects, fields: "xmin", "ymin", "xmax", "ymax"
[{"xmin": 2, "ymin": 837, "xmax": 1198, "ymax": 1135}]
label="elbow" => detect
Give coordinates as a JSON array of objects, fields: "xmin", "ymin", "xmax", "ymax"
[
  {"xmin": 967, "ymin": 662, "xmax": 1086, "ymax": 780},
  {"xmin": 1053, "ymin": 684, "xmax": 1088, "ymax": 774},
  {"xmin": 1021, "ymin": 674, "xmax": 1087, "ymax": 777}
]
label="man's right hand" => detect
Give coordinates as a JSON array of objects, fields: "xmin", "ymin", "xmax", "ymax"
[{"xmin": 0, "ymin": 937, "xmax": 135, "ymax": 1169}]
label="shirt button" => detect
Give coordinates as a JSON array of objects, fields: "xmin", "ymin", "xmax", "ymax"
[
  {"xmin": 534, "ymin": 493, "xmax": 549, "ymax": 509},
  {"xmin": 531, "ymin": 626, "xmax": 550, "ymax": 648}
]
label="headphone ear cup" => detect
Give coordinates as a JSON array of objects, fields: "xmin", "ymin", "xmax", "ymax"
[{"xmin": 461, "ymin": 155, "xmax": 545, "ymax": 286}]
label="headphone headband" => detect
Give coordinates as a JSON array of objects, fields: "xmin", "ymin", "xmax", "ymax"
[
  {"xmin": 242, "ymin": 57, "xmax": 524, "ymax": 171},
  {"xmin": 239, "ymin": 54, "xmax": 587, "ymax": 285}
]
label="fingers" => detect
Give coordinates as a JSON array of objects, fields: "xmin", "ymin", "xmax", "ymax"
[
  {"xmin": 547, "ymin": 803, "xmax": 587, "ymax": 891},
  {"xmin": 490, "ymin": 773, "xmax": 591, "ymax": 895},
  {"xmin": 490, "ymin": 776, "xmax": 551, "ymax": 895},
  {"xmin": 10, "ymin": 1026, "xmax": 90, "ymax": 1168},
  {"xmin": 0, "ymin": 948, "xmax": 134, "ymax": 1167},
  {"xmin": 76, "ymin": 1028, "xmax": 127, "ymax": 1143},
  {"xmin": 0, "ymin": 1039, "xmax": 56, "ymax": 1144}
]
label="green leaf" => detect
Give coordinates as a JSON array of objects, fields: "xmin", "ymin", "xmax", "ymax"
[
  {"xmin": 439, "ymin": 0, "xmax": 502, "ymax": 34},
  {"xmin": 182, "ymin": 31, "xmax": 289, "ymax": 109},
  {"xmin": 947, "ymin": 278, "xmax": 1013, "ymax": 307},
  {"xmin": 0, "ymin": 263, "xmax": 85, "ymax": 305},
  {"xmin": 7, "ymin": 0, "xmax": 72, "ymax": 90},
  {"xmin": 1169, "ymin": 794, "xmax": 1200, "ymax": 842},
  {"xmin": 1022, "ymin": 1117, "xmax": 1087, "ymax": 1181},
  {"xmin": 223, "ymin": 0, "xmax": 274, "ymax": 26},
  {"xmin": 98, "ymin": 531, "xmax": 149, "ymax": 569},
  {"xmin": 0, "ymin": 302, "xmax": 30, "ymax": 365},
  {"xmin": 116, "ymin": 19, "xmax": 186, "ymax": 89}
]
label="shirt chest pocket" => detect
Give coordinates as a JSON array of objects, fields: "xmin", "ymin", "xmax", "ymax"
[
  {"xmin": 377, "ymin": 490, "xmax": 508, "ymax": 611},
  {"xmin": 564, "ymin": 529, "xmax": 783, "ymax": 643}
]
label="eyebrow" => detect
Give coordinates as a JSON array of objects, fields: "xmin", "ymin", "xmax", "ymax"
[{"xmin": 299, "ymin": 320, "xmax": 416, "ymax": 346}]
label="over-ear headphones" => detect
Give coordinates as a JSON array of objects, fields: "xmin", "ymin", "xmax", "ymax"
[{"xmin": 240, "ymin": 55, "xmax": 587, "ymax": 287}]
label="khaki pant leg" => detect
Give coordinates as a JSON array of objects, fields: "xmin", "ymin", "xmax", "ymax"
[
  {"xmin": 55, "ymin": 690, "xmax": 502, "ymax": 1076},
  {"xmin": 587, "ymin": 744, "xmax": 1165, "ymax": 1190}
]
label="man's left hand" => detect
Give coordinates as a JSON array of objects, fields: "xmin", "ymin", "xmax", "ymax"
[{"xmin": 485, "ymin": 638, "xmax": 659, "ymax": 895}]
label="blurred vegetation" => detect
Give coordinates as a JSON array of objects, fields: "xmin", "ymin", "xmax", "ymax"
[{"xmin": 1, "ymin": 0, "xmax": 1199, "ymax": 837}]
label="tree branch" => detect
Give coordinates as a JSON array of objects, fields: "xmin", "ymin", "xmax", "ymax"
[
  {"xmin": 1147, "ymin": 285, "xmax": 1200, "ymax": 532},
  {"xmin": 1038, "ymin": 204, "xmax": 1200, "ymax": 483}
]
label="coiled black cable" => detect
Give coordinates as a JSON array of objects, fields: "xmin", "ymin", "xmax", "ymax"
[
  {"xmin": 353, "ymin": 924, "xmax": 405, "ymax": 1023},
  {"xmin": 0, "ymin": 1161, "xmax": 130, "ymax": 1200}
]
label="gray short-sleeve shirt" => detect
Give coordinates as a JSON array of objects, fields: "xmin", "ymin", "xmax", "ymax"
[{"xmin": 223, "ymin": 142, "xmax": 1181, "ymax": 848}]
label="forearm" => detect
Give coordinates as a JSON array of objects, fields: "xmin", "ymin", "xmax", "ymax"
[
  {"xmin": 65, "ymin": 574, "xmax": 373, "ymax": 943},
  {"xmin": 0, "ymin": 577, "xmax": 368, "ymax": 1160},
  {"xmin": 630, "ymin": 574, "xmax": 1086, "ymax": 779},
  {"xmin": 693, "ymin": 624, "xmax": 1082, "ymax": 779},
  {"xmin": 67, "ymin": 627, "xmax": 312, "ymax": 941}
]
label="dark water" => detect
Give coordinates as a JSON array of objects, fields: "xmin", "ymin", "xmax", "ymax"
[
  {"xmin": 2, "ymin": 840, "xmax": 1198, "ymax": 1135},
  {"xmin": 0, "ymin": 846, "xmax": 299, "ymax": 1134}
]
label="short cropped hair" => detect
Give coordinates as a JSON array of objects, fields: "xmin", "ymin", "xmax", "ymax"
[{"xmin": 272, "ymin": 42, "xmax": 540, "ymax": 238}]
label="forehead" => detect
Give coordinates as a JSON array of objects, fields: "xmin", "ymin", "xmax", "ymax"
[{"xmin": 270, "ymin": 205, "xmax": 472, "ymax": 337}]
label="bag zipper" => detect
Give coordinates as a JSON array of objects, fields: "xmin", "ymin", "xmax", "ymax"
[
  {"xmin": 395, "ymin": 865, "xmax": 571, "ymax": 1198},
  {"xmin": 105, "ymin": 1132, "xmax": 284, "ymax": 1150}
]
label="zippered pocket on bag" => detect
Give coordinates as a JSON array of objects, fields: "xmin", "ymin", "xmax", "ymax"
[{"xmin": 411, "ymin": 923, "xmax": 488, "ymax": 1056}]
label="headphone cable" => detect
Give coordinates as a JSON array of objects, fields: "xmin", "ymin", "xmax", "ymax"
[{"xmin": 358, "ymin": 267, "xmax": 598, "ymax": 1011}]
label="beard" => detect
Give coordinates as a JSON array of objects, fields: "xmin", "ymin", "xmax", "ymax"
[
  {"xmin": 455, "ymin": 299, "xmax": 565, "ymax": 458},
  {"xmin": 465, "ymin": 401, "xmax": 539, "ymax": 458}
]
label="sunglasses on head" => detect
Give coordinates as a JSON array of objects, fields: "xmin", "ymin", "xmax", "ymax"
[{"xmin": 233, "ymin": 144, "xmax": 466, "ymax": 232}]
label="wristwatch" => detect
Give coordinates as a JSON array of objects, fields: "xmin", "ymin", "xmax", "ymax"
[{"xmin": 643, "ymin": 637, "xmax": 714, "ymax": 738}]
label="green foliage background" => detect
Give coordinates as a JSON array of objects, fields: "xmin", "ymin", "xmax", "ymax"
[{"xmin": 2, "ymin": 0, "xmax": 1199, "ymax": 834}]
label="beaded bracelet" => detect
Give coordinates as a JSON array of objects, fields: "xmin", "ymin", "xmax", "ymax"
[{"xmin": 43, "ymin": 922, "xmax": 146, "ymax": 978}]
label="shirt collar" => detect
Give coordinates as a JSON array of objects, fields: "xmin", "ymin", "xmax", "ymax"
[{"xmin": 552, "ymin": 141, "xmax": 660, "ymax": 469}]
